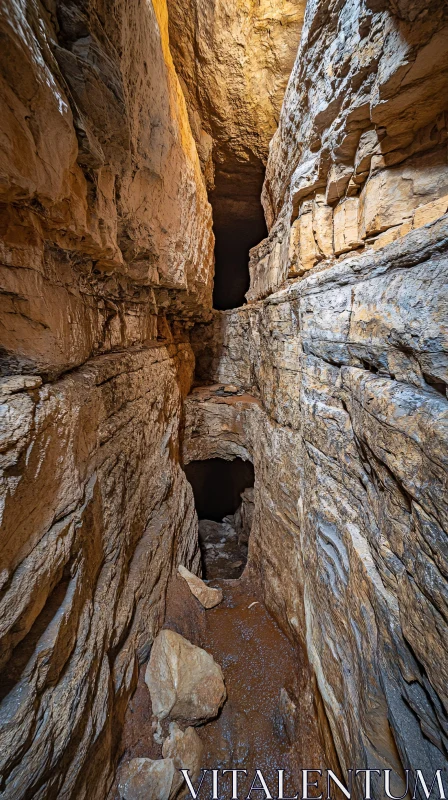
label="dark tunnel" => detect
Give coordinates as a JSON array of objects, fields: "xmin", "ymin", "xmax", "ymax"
[
  {"xmin": 184, "ymin": 457, "xmax": 254, "ymax": 521},
  {"xmin": 212, "ymin": 214, "xmax": 268, "ymax": 310},
  {"xmin": 209, "ymin": 161, "xmax": 268, "ymax": 310}
]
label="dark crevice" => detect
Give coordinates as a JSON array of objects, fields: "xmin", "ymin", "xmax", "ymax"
[
  {"xmin": 184, "ymin": 458, "xmax": 254, "ymax": 520},
  {"xmin": 210, "ymin": 162, "xmax": 268, "ymax": 310},
  {"xmin": 422, "ymin": 372, "xmax": 447, "ymax": 397},
  {"xmin": 184, "ymin": 458, "xmax": 254, "ymax": 578}
]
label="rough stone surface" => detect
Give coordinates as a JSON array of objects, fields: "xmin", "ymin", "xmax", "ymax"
[
  {"xmin": 2, "ymin": 0, "xmax": 448, "ymax": 793},
  {"xmin": 189, "ymin": 215, "xmax": 448, "ymax": 775},
  {"xmin": 167, "ymin": 0, "xmax": 305, "ymax": 202},
  {"xmin": 145, "ymin": 629, "xmax": 226, "ymax": 724},
  {"xmin": 178, "ymin": 564, "xmax": 223, "ymax": 609},
  {"xmin": 0, "ymin": 0, "xmax": 214, "ymax": 380},
  {"xmin": 247, "ymin": 0, "xmax": 448, "ymax": 301},
  {"xmin": 118, "ymin": 757, "xmax": 175, "ymax": 800},
  {"xmin": 0, "ymin": 1, "xmax": 212, "ymax": 797},
  {"xmin": 0, "ymin": 345, "xmax": 200, "ymax": 799},
  {"xmin": 162, "ymin": 722, "xmax": 204, "ymax": 798}
]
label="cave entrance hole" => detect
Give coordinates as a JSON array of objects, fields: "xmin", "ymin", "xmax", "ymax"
[
  {"xmin": 210, "ymin": 162, "xmax": 268, "ymax": 310},
  {"xmin": 184, "ymin": 457, "xmax": 254, "ymax": 579}
]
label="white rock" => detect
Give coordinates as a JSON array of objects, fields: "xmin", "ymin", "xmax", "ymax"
[
  {"xmin": 178, "ymin": 564, "xmax": 223, "ymax": 608},
  {"xmin": 118, "ymin": 757, "xmax": 175, "ymax": 800},
  {"xmin": 145, "ymin": 629, "xmax": 226, "ymax": 724}
]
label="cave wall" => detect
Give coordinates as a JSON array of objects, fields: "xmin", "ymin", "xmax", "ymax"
[
  {"xmin": 0, "ymin": 0, "xmax": 213, "ymax": 796},
  {"xmin": 190, "ymin": 0, "xmax": 448, "ymax": 779},
  {"xmin": 167, "ymin": 0, "xmax": 306, "ymax": 309}
]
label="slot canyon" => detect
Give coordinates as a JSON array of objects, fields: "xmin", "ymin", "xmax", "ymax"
[{"xmin": 0, "ymin": 0, "xmax": 447, "ymax": 798}]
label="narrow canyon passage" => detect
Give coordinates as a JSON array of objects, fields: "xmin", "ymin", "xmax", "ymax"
[
  {"xmin": 115, "ymin": 446, "xmax": 326, "ymax": 794},
  {"xmin": 0, "ymin": 0, "xmax": 447, "ymax": 797}
]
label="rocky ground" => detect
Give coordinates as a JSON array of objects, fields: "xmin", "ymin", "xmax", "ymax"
[
  {"xmin": 198, "ymin": 519, "xmax": 247, "ymax": 580},
  {"xmin": 113, "ymin": 572, "xmax": 326, "ymax": 799}
]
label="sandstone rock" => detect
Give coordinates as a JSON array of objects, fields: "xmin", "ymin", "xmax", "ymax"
[
  {"xmin": 0, "ymin": 344, "xmax": 200, "ymax": 799},
  {"xmin": 189, "ymin": 215, "xmax": 448, "ymax": 776},
  {"xmin": 118, "ymin": 758, "xmax": 175, "ymax": 800},
  {"xmin": 0, "ymin": 376, "xmax": 42, "ymax": 396},
  {"xmin": 0, "ymin": 0, "xmax": 214, "ymax": 381},
  {"xmin": 167, "ymin": 0, "xmax": 305, "ymax": 226},
  {"xmin": 178, "ymin": 564, "xmax": 223, "ymax": 608},
  {"xmin": 233, "ymin": 487, "xmax": 255, "ymax": 546},
  {"xmin": 413, "ymin": 195, "xmax": 448, "ymax": 229},
  {"xmin": 0, "ymin": 0, "xmax": 214, "ymax": 789},
  {"xmin": 313, "ymin": 194, "xmax": 334, "ymax": 259},
  {"xmin": 145, "ymin": 629, "xmax": 226, "ymax": 724},
  {"xmin": 298, "ymin": 206, "xmax": 321, "ymax": 273},
  {"xmin": 359, "ymin": 149, "xmax": 448, "ymax": 239},
  {"xmin": 257, "ymin": 0, "xmax": 448, "ymax": 301},
  {"xmin": 162, "ymin": 722, "xmax": 204, "ymax": 798},
  {"xmin": 333, "ymin": 198, "xmax": 363, "ymax": 256},
  {"xmin": 278, "ymin": 687, "xmax": 298, "ymax": 744}
]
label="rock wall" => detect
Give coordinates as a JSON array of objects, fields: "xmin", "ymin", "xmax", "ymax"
[
  {"xmin": 167, "ymin": 0, "xmax": 305, "ymax": 191},
  {"xmin": 249, "ymin": 0, "xmax": 448, "ymax": 302},
  {"xmin": 0, "ymin": 0, "xmax": 213, "ymax": 796},
  {"xmin": 167, "ymin": 0, "xmax": 306, "ymax": 281},
  {"xmin": 0, "ymin": 0, "xmax": 214, "ymax": 379},
  {"xmin": 191, "ymin": 216, "xmax": 448, "ymax": 776},
  {"xmin": 190, "ymin": 0, "xmax": 448, "ymax": 778}
]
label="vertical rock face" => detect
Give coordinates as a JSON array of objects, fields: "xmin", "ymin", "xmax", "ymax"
[
  {"xmin": 190, "ymin": 0, "xmax": 448, "ymax": 779},
  {"xmin": 249, "ymin": 0, "xmax": 448, "ymax": 301},
  {"xmin": 167, "ymin": 0, "xmax": 306, "ymax": 190},
  {"xmin": 0, "ymin": 0, "xmax": 213, "ymax": 796},
  {"xmin": 0, "ymin": 0, "xmax": 214, "ymax": 378},
  {"xmin": 167, "ymin": 0, "xmax": 306, "ymax": 308}
]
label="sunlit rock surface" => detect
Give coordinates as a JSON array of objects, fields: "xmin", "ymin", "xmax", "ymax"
[
  {"xmin": 0, "ymin": 0, "xmax": 214, "ymax": 379},
  {"xmin": 1, "ymin": 0, "xmax": 447, "ymax": 793},
  {"xmin": 248, "ymin": 0, "xmax": 448, "ymax": 301},
  {"xmin": 0, "ymin": 0, "xmax": 213, "ymax": 796}
]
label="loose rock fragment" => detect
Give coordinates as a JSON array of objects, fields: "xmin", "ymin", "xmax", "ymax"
[
  {"xmin": 162, "ymin": 722, "xmax": 204, "ymax": 798},
  {"xmin": 178, "ymin": 564, "xmax": 223, "ymax": 608},
  {"xmin": 118, "ymin": 757, "xmax": 175, "ymax": 800},
  {"xmin": 145, "ymin": 629, "xmax": 226, "ymax": 724}
]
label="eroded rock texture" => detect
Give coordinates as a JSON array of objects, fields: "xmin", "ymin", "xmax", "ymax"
[
  {"xmin": 250, "ymin": 0, "xmax": 448, "ymax": 302},
  {"xmin": 0, "ymin": 0, "xmax": 214, "ymax": 379},
  {"xmin": 168, "ymin": 0, "xmax": 305, "ymax": 308},
  {"xmin": 0, "ymin": 0, "xmax": 213, "ymax": 796},
  {"xmin": 190, "ymin": 222, "xmax": 448, "ymax": 774},
  {"xmin": 188, "ymin": 0, "xmax": 448, "ymax": 777}
]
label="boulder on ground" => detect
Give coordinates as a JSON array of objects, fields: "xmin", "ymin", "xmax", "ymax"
[
  {"xmin": 178, "ymin": 564, "xmax": 223, "ymax": 608},
  {"xmin": 145, "ymin": 629, "xmax": 226, "ymax": 724},
  {"xmin": 118, "ymin": 757, "xmax": 175, "ymax": 800},
  {"xmin": 162, "ymin": 722, "xmax": 204, "ymax": 798}
]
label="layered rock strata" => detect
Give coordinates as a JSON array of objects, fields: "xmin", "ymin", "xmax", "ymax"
[
  {"xmin": 189, "ymin": 213, "xmax": 448, "ymax": 775},
  {"xmin": 0, "ymin": 0, "xmax": 213, "ymax": 796},
  {"xmin": 250, "ymin": 0, "xmax": 448, "ymax": 302},
  {"xmin": 167, "ymin": 0, "xmax": 306, "ymax": 309},
  {"xmin": 167, "ymin": 0, "xmax": 305, "ymax": 196}
]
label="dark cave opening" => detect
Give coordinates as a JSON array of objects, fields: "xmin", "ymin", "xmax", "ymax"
[
  {"xmin": 212, "ymin": 213, "xmax": 268, "ymax": 310},
  {"xmin": 184, "ymin": 457, "xmax": 254, "ymax": 520},
  {"xmin": 210, "ymin": 163, "xmax": 268, "ymax": 311},
  {"xmin": 184, "ymin": 457, "xmax": 255, "ymax": 579}
]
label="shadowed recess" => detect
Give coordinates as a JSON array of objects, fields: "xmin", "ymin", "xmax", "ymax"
[
  {"xmin": 184, "ymin": 457, "xmax": 254, "ymax": 521},
  {"xmin": 210, "ymin": 164, "xmax": 268, "ymax": 310}
]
